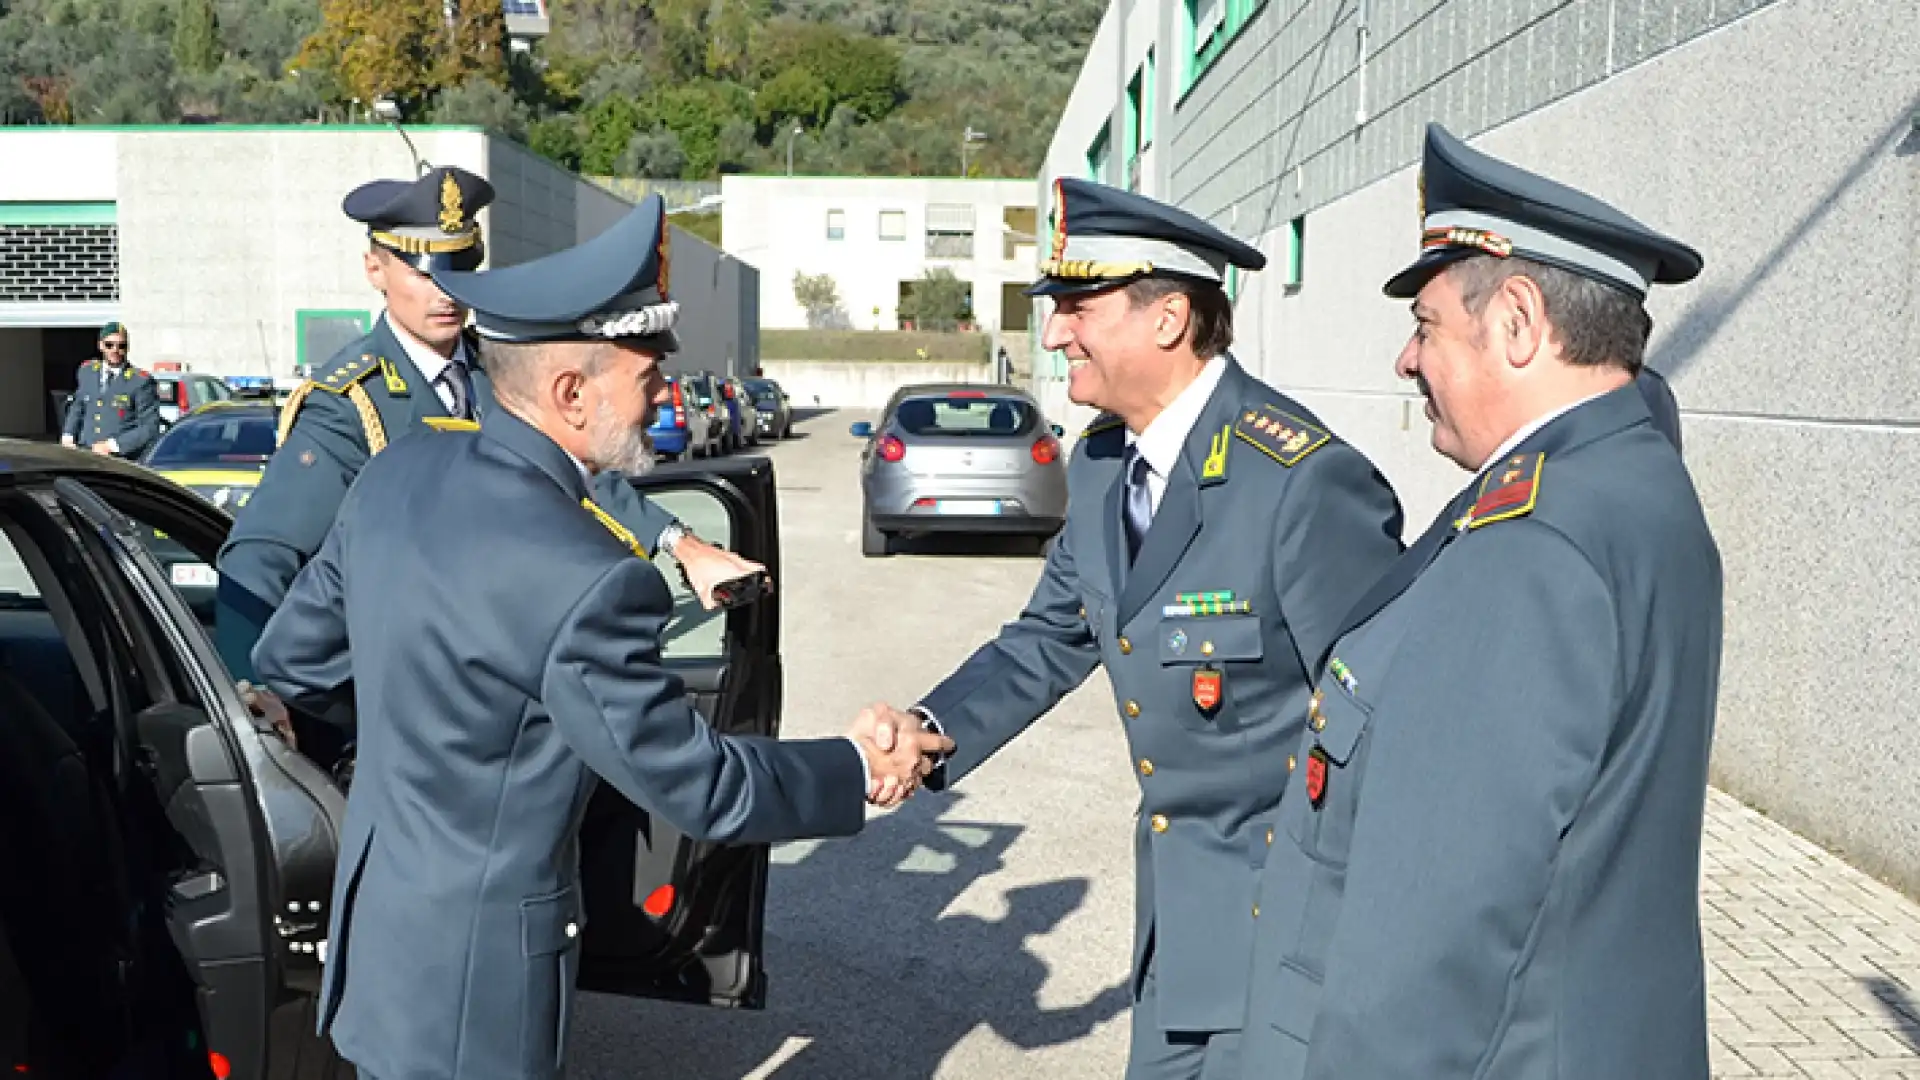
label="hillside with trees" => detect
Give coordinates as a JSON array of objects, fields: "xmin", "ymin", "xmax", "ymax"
[{"xmin": 0, "ymin": 0, "xmax": 1105, "ymax": 179}]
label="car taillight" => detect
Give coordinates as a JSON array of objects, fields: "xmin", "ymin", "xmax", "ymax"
[
  {"xmin": 176, "ymin": 384, "xmax": 190, "ymax": 409},
  {"xmin": 643, "ymin": 885, "xmax": 675, "ymax": 917},
  {"xmin": 670, "ymin": 381, "xmax": 685, "ymax": 427},
  {"xmin": 1031, "ymin": 434, "xmax": 1062, "ymax": 465},
  {"xmin": 878, "ymin": 434, "xmax": 906, "ymax": 462}
]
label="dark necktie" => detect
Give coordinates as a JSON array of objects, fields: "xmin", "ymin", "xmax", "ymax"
[
  {"xmin": 437, "ymin": 357, "xmax": 473, "ymax": 420},
  {"xmin": 1121, "ymin": 443, "xmax": 1154, "ymax": 566}
]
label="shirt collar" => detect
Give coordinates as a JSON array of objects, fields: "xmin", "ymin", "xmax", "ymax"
[
  {"xmin": 385, "ymin": 311, "xmax": 466, "ymax": 383},
  {"xmin": 1126, "ymin": 353, "xmax": 1228, "ymax": 478},
  {"xmin": 1476, "ymin": 387, "xmax": 1613, "ymax": 474}
]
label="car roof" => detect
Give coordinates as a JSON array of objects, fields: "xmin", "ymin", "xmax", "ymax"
[
  {"xmin": 0, "ymin": 437, "xmax": 175, "ymax": 485},
  {"xmin": 884, "ymin": 383, "xmax": 1034, "ymax": 410}
]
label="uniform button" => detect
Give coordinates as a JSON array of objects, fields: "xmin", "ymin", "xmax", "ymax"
[
  {"xmin": 1118, "ymin": 636, "xmax": 1132, "ymax": 654},
  {"xmin": 1124, "ymin": 700, "xmax": 1141, "ymax": 718},
  {"xmin": 1312, "ymin": 713, "xmax": 1326, "ymax": 732},
  {"xmin": 1201, "ymin": 641, "xmax": 1214, "ymax": 656},
  {"xmin": 1266, "ymin": 828, "xmax": 1274, "ymax": 846},
  {"xmin": 564, "ymin": 922, "xmax": 577, "ymax": 938},
  {"xmin": 1288, "ymin": 755, "xmax": 1296, "ymax": 772},
  {"xmin": 1252, "ymin": 905, "xmax": 1261, "ymax": 918},
  {"xmin": 1150, "ymin": 814, "xmax": 1168, "ymax": 833},
  {"xmin": 1078, "ymin": 606, "xmax": 1086, "ymax": 619},
  {"xmin": 1138, "ymin": 759, "xmax": 1154, "ymax": 776}
]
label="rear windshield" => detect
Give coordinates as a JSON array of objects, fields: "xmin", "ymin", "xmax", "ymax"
[
  {"xmin": 745, "ymin": 380, "xmax": 780, "ymax": 401},
  {"xmin": 893, "ymin": 394, "xmax": 1037, "ymax": 437},
  {"xmin": 146, "ymin": 414, "xmax": 278, "ymax": 465}
]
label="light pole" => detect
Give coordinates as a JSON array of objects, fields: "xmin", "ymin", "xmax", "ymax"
[
  {"xmin": 373, "ymin": 97, "xmax": 429, "ymax": 177},
  {"xmin": 961, "ymin": 126, "xmax": 988, "ymax": 177},
  {"xmin": 786, "ymin": 125, "xmax": 804, "ymax": 177}
]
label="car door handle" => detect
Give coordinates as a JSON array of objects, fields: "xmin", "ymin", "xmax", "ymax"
[{"xmin": 172, "ymin": 870, "xmax": 226, "ymax": 902}]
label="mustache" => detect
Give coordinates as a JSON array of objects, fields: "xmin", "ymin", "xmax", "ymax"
[{"xmin": 1415, "ymin": 374, "xmax": 1433, "ymax": 401}]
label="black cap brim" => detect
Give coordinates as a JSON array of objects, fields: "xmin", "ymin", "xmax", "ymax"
[{"xmin": 1382, "ymin": 248, "xmax": 1476, "ymax": 299}]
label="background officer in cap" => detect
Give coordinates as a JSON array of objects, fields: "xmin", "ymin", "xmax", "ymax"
[
  {"xmin": 865, "ymin": 177, "xmax": 1405, "ymax": 1080},
  {"xmin": 216, "ymin": 166, "xmax": 757, "ymax": 748},
  {"xmin": 61, "ymin": 322, "xmax": 159, "ymax": 458},
  {"xmin": 252, "ymin": 193, "xmax": 951, "ymax": 1080},
  {"xmin": 1238, "ymin": 122, "xmax": 1723, "ymax": 1080}
]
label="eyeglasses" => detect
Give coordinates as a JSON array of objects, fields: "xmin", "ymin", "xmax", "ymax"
[{"xmin": 101, "ymin": 341, "xmax": 127, "ymax": 351}]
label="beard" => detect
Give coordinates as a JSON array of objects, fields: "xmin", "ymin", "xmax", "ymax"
[{"xmin": 587, "ymin": 396, "xmax": 657, "ymax": 476}]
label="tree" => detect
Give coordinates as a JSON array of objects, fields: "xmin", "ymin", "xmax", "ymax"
[
  {"xmin": 620, "ymin": 125, "xmax": 687, "ymax": 179},
  {"xmin": 295, "ymin": 0, "xmax": 504, "ymax": 114},
  {"xmin": 896, "ymin": 268, "xmax": 971, "ymax": 331},
  {"xmin": 528, "ymin": 115, "xmax": 584, "ymax": 170},
  {"xmin": 172, "ymin": 0, "xmax": 221, "ymax": 74},
  {"xmin": 579, "ymin": 93, "xmax": 642, "ymax": 174},
  {"xmin": 793, "ymin": 271, "xmax": 850, "ymax": 329},
  {"xmin": 430, "ymin": 75, "xmax": 530, "ymax": 140},
  {"xmin": 754, "ymin": 65, "xmax": 830, "ymax": 130}
]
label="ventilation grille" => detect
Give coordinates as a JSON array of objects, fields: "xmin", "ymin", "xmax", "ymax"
[{"xmin": 0, "ymin": 225, "xmax": 119, "ymax": 302}]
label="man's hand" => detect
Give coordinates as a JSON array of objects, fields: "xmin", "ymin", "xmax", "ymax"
[
  {"xmin": 60, "ymin": 434, "xmax": 76, "ymax": 448},
  {"xmin": 674, "ymin": 534, "xmax": 772, "ymax": 610},
  {"xmin": 236, "ymin": 679, "xmax": 297, "ymax": 751},
  {"xmin": 849, "ymin": 702, "xmax": 950, "ymax": 808},
  {"xmin": 90, "ymin": 440, "xmax": 113, "ymax": 455}
]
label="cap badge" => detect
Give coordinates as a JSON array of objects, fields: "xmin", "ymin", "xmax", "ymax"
[{"xmin": 439, "ymin": 173, "xmax": 465, "ymax": 233}]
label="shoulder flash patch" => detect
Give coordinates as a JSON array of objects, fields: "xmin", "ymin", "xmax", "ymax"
[
  {"xmin": 423, "ymin": 417, "xmax": 479, "ymax": 432},
  {"xmin": 1233, "ymin": 405, "xmax": 1330, "ymax": 467},
  {"xmin": 1466, "ymin": 452, "xmax": 1544, "ymax": 529},
  {"xmin": 1081, "ymin": 413, "xmax": 1125, "ymax": 438},
  {"xmin": 309, "ymin": 353, "xmax": 381, "ymax": 395},
  {"xmin": 581, "ymin": 497, "xmax": 648, "ymax": 559}
]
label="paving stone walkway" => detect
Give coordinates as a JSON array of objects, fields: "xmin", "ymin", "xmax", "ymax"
[{"xmin": 1705, "ymin": 789, "xmax": 1920, "ymax": 1077}]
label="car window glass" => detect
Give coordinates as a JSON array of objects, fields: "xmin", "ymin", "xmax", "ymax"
[
  {"xmin": 895, "ymin": 395, "xmax": 1037, "ymax": 436},
  {"xmin": 82, "ymin": 484, "xmax": 227, "ymax": 634},
  {"xmin": 146, "ymin": 414, "xmax": 277, "ymax": 467},
  {"xmin": 640, "ymin": 488, "xmax": 734, "ymax": 661}
]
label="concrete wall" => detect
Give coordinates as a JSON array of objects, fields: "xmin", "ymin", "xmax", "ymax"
[
  {"xmin": 0, "ymin": 328, "xmax": 45, "ymax": 436},
  {"xmin": 720, "ymin": 175, "xmax": 1036, "ymax": 333},
  {"xmin": 486, "ymin": 137, "xmax": 635, "ymax": 266},
  {"xmin": 759, "ymin": 360, "xmax": 996, "ymax": 409},
  {"xmin": 663, "ymin": 222, "xmax": 756, "ymax": 379}
]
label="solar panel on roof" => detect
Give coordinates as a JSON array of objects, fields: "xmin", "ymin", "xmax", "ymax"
[{"xmin": 501, "ymin": 0, "xmax": 545, "ymax": 14}]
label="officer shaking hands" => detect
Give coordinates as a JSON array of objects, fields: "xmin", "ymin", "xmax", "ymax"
[
  {"xmin": 1238, "ymin": 123, "xmax": 1723, "ymax": 1080},
  {"xmin": 61, "ymin": 322, "xmax": 160, "ymax": 459},
  {"xmin": 866, "ymin": 178, "xmax": 1406, "ymax": 1080},
  {"xmin": 215, "ymin": 165, "xmax": 759, "ymax": 691},
  {"xmin": 251, "ymin": 194, "xmax": 951, "ymax": 1080}
]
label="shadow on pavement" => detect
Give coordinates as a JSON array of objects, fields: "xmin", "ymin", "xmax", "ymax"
[
  {"xmin": 887, "ymin": 533, "xmax": 1053, "ymax": 559},
  {"xmin": 570, "ymin": 792, "xmax": 1128, "ymax": 1079},
  {"xmin": 1862, "ymin": 974, "xmax": 1920, "ymax": 1053}
]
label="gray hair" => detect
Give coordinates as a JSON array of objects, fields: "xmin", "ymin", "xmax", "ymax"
[
  {"xmin": 1446, "ymin": 255, "xmax": 1651, "ymax": 372},
  {"xmin": 476, "ymin": 338, "xmax": 617, "ymax": 405}
]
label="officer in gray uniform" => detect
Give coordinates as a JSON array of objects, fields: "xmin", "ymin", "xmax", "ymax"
[
  {"xmin": 61, "ymin": 322, "xmax": 159, "ymax": 459},
  {"xmin": 880, "ymin": 178, "xmax": 1406, "ymax": 1080},
  {"xmin": 252, "ymin": 194, "xmax": 948, "ymax": 1080},
  {"xmin": 217, "ymin": 166, "xmax": 748, "ymax": 698},
  {"xmin": 1238, "ymin": 123, "xmax": 1723, "ymax": 1080}
]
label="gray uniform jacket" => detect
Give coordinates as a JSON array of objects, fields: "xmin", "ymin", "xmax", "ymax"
[
  {"xmin": 1239, "ymin": 383, "xmax": 1724, "ymax": 1079},
  {"xmin": 215, "ymin": 314, "xmax": 672, "ymax": 682},
  {"xmin": 63, "ymin": 359, "xmax": 160, "ymax": 457},
  {"xmin": 917, "ymin": 356, "xmax": 1405, "ymax": 1034},
  {"xmin": 252, "ymin": 407, "xmax": 866, "ymax": 1080}
]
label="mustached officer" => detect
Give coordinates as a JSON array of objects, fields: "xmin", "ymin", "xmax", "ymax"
[
  {"xmin": 215, "ymin": 166, "xmax": 759, "ymax": 703},
  {"xmin": 1238, "ymin": 123, "xmax": 1722, "ymax": 1080},
  {"xmin": 867, "ymin": 178, "xmax": 1407, "ymax": 1080},
  {"xmin": 61, "ymin": 322, "xmax": 160, "ymax": 459}
]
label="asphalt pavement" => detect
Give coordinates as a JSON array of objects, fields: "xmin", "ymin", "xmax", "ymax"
[{"xmin": 567, "ymin": 407, "xmax": 1139, "ymax": 1079}]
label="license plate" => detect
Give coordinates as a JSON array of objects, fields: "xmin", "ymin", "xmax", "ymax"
[
  {"xmin": 937, "ymin": 500, "xmax": 1001, "ymax": 515},
  {"xmin": 170, "ymin": 562, "xmax": 217, "ymax": 588}
]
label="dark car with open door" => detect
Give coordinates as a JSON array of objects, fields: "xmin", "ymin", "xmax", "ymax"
[{"xmin": 0, "ymin": 440, "xmax": 790, "ymax": 1079}]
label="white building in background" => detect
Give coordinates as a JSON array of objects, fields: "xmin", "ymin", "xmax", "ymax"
[
  {"xmin": 0, "ymin": 124, "xmax": 756, "ymax": 439},
  {"xmin": 719, "ymin": 175, "xmax": 1040, "ymax": 334}
]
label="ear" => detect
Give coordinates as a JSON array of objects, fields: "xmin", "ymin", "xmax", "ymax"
[
  {"xmin": 1496, "ymin": 274, "xmax": 1549, "ymax": 369},
  {"xmin": 549, "ymin": 365, "xmax": 591, "ymax": 430},
  {"xmin": 362, "ymin": 250, "xmax": 386, "ymax": 293},
  {"xmin": 1153, "ymin": 292, "xmax": 1191, "ymax": 350}
]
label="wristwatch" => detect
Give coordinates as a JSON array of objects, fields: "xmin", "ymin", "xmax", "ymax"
[{"xmin": 656, "ymin": 519, "xmax": 689, "ymax": 558}]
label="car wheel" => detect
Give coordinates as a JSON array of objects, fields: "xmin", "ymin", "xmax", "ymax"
[{"xmin": 862, "ymin": 509, "xmax": 891, "ymax": 558}]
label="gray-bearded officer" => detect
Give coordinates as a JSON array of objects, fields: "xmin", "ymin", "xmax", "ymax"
[
  {"xmin": 216, "ymin": 166, "xmax": 753, "ymax": 692},
  {"xmin": 61, "ymin": 322, "xmax": 159, "ymax": 459},
  {"xmin": 252, "ymin": 194, "xmax": 949, "ymax": 1080},
  {"xmin": 1238, "ymin": 122, "xmax": 1723, "ymax": 1080},
  {"xmin": 870, "ymin": 178, "xmax": 1406, "ymax": 1080}
]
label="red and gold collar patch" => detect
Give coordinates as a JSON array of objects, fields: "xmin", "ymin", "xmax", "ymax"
[{"xmin": 1466, "ymin": 451, "xmax": 1544, "ymax": 529}]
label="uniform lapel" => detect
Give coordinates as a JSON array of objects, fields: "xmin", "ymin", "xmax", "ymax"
[
  {"xmin": 464, "ymin": 331, "xmax": 497, "ymax": 419},
  {"xmin": 1113, "ymin": 361, "xmax": 1244, "ymax": 627},
  {"xmin": 367, "ymin": 315, "xmax": 449, "ymax": 426}
]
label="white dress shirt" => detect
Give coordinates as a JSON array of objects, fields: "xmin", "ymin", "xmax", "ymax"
[
  {"xmin": 1125, "ymin": 352, "xmax": 1230, "ymax": 515},
  {"xmin": 386, "ymin": 313, "xmax": 471, "ymax": 414}
]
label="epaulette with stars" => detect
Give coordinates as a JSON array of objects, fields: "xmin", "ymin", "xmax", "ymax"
[
  {"xmin": 1463, "ymin": 452, "xmax": 1544, "ymax": 529},
  {"xmin": 1232, "ymin": 404, "xmax": 1329, "ymax": 467}
]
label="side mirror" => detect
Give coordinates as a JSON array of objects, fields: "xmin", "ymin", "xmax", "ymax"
[
  {"xmin": 849, "ymin": 421, "xmax": 873, "ymax": 437},
  {"xmin": 1050, "ymin": 423, "xmax": 1065, "ymax": 437}
]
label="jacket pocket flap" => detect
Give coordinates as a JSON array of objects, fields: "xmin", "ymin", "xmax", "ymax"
[
  {"xmin": 520, "ymin": 888, "xmax": 580, "ymax": 957},
  {"xmin": 1159, "ymin": 614, "xmax": 1262, "ymax": 664},
  {"xmin": 1314, "ymin": 689, "xmax": 1371, "ymax": 766}
]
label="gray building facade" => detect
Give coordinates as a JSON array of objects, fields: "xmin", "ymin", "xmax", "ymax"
[{"xmin": 1037, "ymin": 0, "xmax": 1920, "ymax": 894}]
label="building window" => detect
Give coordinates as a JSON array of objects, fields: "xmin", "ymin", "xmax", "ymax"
[
  {"xmin": 1087, "ymin": 125, "xmax": 1111, "ymax": 183},
  {"xmin": 826, "ymin": 209, "xmax": 845, "ymax": 240},
  {"xmin": 295, "ymin": 310, "xmax": 373, "ymax": 375},
  {"xmin": 878, "ymin": 210, "xmax": 906, "ymax": 241},
  {"xmin": 1283, "ymin": 215, "xmax": 1305, "ymax": 291},
  {"xmin": 1182, "ymin": 0, "xmax": 1257, "ymax": 96},
  {"xmin": 1002, "ymin": 206, "xmax": 1037, "ymax": 261},
  {"xmin": 925, "ymin": 203, "xmax": 975, "ymax": 259}
]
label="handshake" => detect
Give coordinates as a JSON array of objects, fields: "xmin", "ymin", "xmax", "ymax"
[{"xmin": 847, "ymin": 703, "xmax": 953, "ymax": 808}]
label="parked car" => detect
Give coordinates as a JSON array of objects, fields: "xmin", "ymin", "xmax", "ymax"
[
  {"xmin": 149, "ymin": 365, "xmax": 236, "ymax": 430},
  {"xmin": 648, "ymin": 373, "xmax": 720, "ymax": 461},
  {"xmin": 743, "ymin": 377, "xmax": 793, "ymax": 440},
  {"xmin": 140, "ymin": 400, "xmax": 278, "ymax": 513},
  {"xmin": 677, "ymin": 372, "xmax": 730, "ymax": 455},
  {"xmin": 723, "ymin": 377, "xmax": 762, "ymax": 449},
  {"xmin": 0, "ymin": 440, "xmax": 792, "ymax": 1078},
  {"xmin": 849, "ymin": 384, "xmax": 1069, "ymax": 557}
]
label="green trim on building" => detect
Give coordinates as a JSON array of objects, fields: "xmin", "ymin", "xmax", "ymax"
[
  {"xmin": 0, "ymin": 202, "xmax": 116, "ymax": 226},
  {"xmin": 1181, "ymin": 0, "xmax": 1267, "ymax": 100},
  {"xmin": 2, "ymin": 123, "xmax": 488, "ymax": 134}
]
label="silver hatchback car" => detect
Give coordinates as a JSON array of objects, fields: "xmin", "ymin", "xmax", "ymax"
[{"xmin": 851, "ymin": 383, "xmax": 1069, "ymax": 557}]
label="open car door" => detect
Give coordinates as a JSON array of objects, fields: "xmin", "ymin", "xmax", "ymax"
[{"xmin": 575, "ymin": 454, "xmax": 785, "ymax": 1009}]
